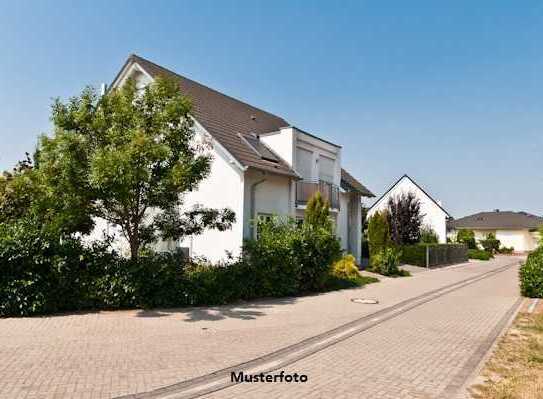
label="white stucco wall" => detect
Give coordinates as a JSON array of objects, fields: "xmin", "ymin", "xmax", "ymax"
[
  {"xmin": 177, "ymin": 127, "xmax": 245, "ymax": 262},
  {"xmin": 368, "ymin": 176, "xmax": 448, "ymax": 243},
  {"xmin": 449, "ymin": 228, "xmax": 539, "ymax": 252},
  {"xmin": 476, "ymin": 229, "xmax": 538, "ymax": 252},
  {"xmin": 242, "ymin": 169, "xmax": 293, "ymax": 239},
  {"xmin": 260, "ymin": 128, "xmax": 295, "ymax": 166},
  {"xmin": 337, "ymin": 194, "xmax": 350, "ymax": 250}
]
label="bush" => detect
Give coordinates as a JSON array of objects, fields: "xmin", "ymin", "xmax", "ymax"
[
  {"xmin": 242, "ymin": 219, "xmax": 301, "ymax": 297},
  {"xmin": 420, "ymin": 226, "xmax": 439, "ymax": 244},
  {"xmin": 370, "ymin": 247, "xmax": 409, "ymax": 276},
  {"xmin": 520, "ymin": 247, "xmax": 543, "ymax": 298},
  {"xmin": 401, "ymin": 243, "xmax": 468, "ymax": 267},
  {"xmin": 368, "ymin": 211, "xmax": 391, "ymax": 267},
  {"xmin": 468, "ymin": 249, "xmax": 492, "ymax": 260},
  {"xmin": 0, "ymin": 219, "xmax": 124, "ymax": 316},
  {"xmin": 400, "ymin": 245, "xmax": 426, "ymax": 266},
  {"xmin": 331, "ymin": 254, "xmax": 360, "ymax": 280},
  {"xmin": 498, "ymin": 246, "xmax": 514, "ymax": 254},
  {"xmin": 457, "ymin": 229, "xmax": 477, "ymax": 249},
  {"xmin": 480, "ymin": 233, "xmax": 500, "ymax": 254},
  {"xmin": 243, "ymin": 217, "xmax": 342, "ymax": 294}
]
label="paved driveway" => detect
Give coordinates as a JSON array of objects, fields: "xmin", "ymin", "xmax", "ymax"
[{"xmin": 0, "ymin": 257, "xmax": 522, "ymax": 399}]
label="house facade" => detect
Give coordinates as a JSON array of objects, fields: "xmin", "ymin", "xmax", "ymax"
[
  {"xmin": 367, "ymin": 175, "xmax": 450, "ymax": 243},
  {"xmin": 448, "ymin": 211, "xmax": 543, "ymax": 253},
  {"xmin": 98, "ymin": 54, "xmax": 374, "ymax": 263}
]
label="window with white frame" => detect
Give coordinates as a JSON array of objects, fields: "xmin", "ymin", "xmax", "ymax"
[
  {"xmin": 295, "ymin": 147, "xmax": 313, "ymax": 180},
  {"xmin": 318, "ymin": 155, "xmax": 335, "ymax": 183}
]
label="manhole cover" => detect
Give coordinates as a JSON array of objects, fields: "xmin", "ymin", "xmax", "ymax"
[{"xmin": 351, "ymin": 298, "xmax": 379, "ymax": 304}]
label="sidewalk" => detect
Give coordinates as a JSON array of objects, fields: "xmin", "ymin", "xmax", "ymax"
[{"xmin": 0, "ymin": 256, "xmax": 522, "ymax": 399}]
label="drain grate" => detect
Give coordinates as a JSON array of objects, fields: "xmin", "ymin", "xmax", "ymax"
[{"xmin": 351, "ymin": 298, "xmax": 379, "ymax": 304}]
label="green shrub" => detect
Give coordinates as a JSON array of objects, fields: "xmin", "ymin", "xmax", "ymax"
[
  {"xmin": 368, "ymin": 211, "xmax": 391, "ymax": 267},
  {"xmin": 331, "ymin": 254, "xmax": 360, "ymax": 280},
  {"xmin": 420, "ymin": 226, "xmax": 439, "ymax": 244},
  {"xmin": 401, "ymin": 244, "xmax": 468, "ymax": 267},
  {"xmin": 498, "ymin": 246, "xmax": 514, "ymax": 254},
  {"xmin": 468, "ymin": 249, "xmax": 492, "ymax": 260},
  {"xmin": 242, "ymin": 219, "xmax": 301, "ymax": 297},
  {"xmin": 457, "ymin": 229, "xmax": 478, "ymax": 249},
  {"xmin": 400, "ymin": 245, "xmax": 426, "ymax": 266},
  {"xmin": 480, "ymin": 233, "xmax": 500, "ymax": 254},
  {"xmin": 370, "ymin": 247, "xmax": 409, "ymax": 276},
  {"xmin": 520, "ymin": 247, "xmax": 543, "ymax": 298}
]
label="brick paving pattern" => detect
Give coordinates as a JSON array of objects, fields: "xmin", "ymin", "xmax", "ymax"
[{"xmin": 0, "ymin": 257, "xmax": 521, "ymax": 399}]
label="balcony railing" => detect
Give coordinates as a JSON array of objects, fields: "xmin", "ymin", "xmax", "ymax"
[{"xmin": 296, "ymin": 179, "xmax": 340, "ymax": 210}]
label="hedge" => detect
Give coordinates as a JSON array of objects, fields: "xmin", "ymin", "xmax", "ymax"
[
  {"xmin": 468, "ymin": 249, "xmax": 492, "ymax": 261},
  {"xmin": 400, "ymin": 244, "xmax": 468, "ymax": 267},
  {"xmin": 520, "ymin": 247, "xmax": 543, "ymax": 298},
  {"xmin": 0, "ymin": 217, "xmax": 353, "ymax": 317}
]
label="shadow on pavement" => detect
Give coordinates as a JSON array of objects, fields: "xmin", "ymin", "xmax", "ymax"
[{"xmin": 134, "ymin": 297, "xmax": 298, "ymax": 322}]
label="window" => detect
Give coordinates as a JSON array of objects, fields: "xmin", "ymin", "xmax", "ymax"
[
  {"xmin": 318, "ymin": 155, "xmax": 335, "ymax": 183},
  {"xmin": 295, "ymin": 147, "xmax": 313, "ymax": 179},
  {"xmin": 242, "ymin": 135, "xmax": 280, "ymax": 163},
  {"xmin": 256, "ymin": 213, "xmax": 274, "ymax": 239},
  {"xmin": 257, "ymin": 213, "xmax": 274, "ymax": 223}
]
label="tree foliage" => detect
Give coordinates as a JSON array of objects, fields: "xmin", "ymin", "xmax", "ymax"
[
  {"xmin": 30, "ymin": 77, "xmax": 235, "ymax": 259},
  {"xmin": 480, "ymin": 232, "xmax": 500, "ymax": 254},
  {"xmin": 305, "ymin": 191, "xmax": 331, "ymax": 230},
  {"xmin": 456, "ymin": 229, "xmax": 477, "ymax": 249},
  {"xmin": 420, "ymin": 225, "xmax": 439, "ymax": 244},
  {"xmin": 387, "ymin": 192, "xmax": 422, "ymax": 245}
]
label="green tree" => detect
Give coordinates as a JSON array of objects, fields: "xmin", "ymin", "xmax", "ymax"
[
  {"xmin": 367, "ymin": 211, "xmax": 391, "ymax": 267},
  {"xmin": 420, "ymin": 225, "xmax": 439, "ymax": 244},
  {"xmin": 36, "ymin": 77, "xmax": 235, "ymax": 259},
  {"xmin": 480, "ymin": 232, "xmax": 500, "ymax": 254},
  {"xmin": 305, "ymin": 191, "xmax": 331, "ymax": 230},
  {"xmin": 456, "ymin": 229, "xmax": 477, "ymax": 249}
]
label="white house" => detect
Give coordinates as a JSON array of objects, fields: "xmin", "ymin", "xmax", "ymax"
[
  {"xmin": 367, "ymin": 175, "xmax": 450, "ymax": 243},
  {"xmin": 94, "ymin": 54, "xmax": 375, "ymax": 263},
  {"xmin": 448, "ymin": 210, "xmax": 542, "ymax": 253}
]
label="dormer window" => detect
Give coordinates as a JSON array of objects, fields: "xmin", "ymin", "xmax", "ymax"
[{"xmin": 240, "ymin": 134, "xmax": 280, "ymax": 163}]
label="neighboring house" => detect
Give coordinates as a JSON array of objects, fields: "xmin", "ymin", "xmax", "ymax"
[
  {"xmin": 448, "ymin": 210, "xmax": 543, "ymax": 253},
  {"xmin": 96, "ymin": 54, "xmax": 374, "ymax": 262},
  {"xmin": 367, "ymin": 175, "xmax": 450, "ymax": 243}
]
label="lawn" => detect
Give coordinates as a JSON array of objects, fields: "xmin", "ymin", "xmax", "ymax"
[{"xmin": 470, "ymin": 311, "xmax": 543, "ymax": 399}]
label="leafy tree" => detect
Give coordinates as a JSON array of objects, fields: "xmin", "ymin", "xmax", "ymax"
[
  {"xmin": 456, "ymin": 229, "xmax": 477, "ymax": 249},
  {"xmin": 305, "ymin": 191, "xmax": 331, "ymax": 230},
  {"xmin": 387, "ymin": 192, "xmax": 422, "ymax": 245},
  {"xmin": 420, "ymin": 225, "xmax": 439, "ymax": 244},
  {"xmin": 480, "ymin": 232, "xmax": 500, "ymax": 254},
  {"xmin": 37, "ymin": 77, "xmax": 235, "ymax": 259},
  {"xmin": 367, "ymin": 211, "xmax": 391, "ymax": 267}
]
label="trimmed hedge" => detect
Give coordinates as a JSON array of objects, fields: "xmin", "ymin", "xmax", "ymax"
[
  {"xmin": 520, "ymin": 247, "xmax": 543, "ymax": 298},
  {"xmin": 468, "ymin": 249, "xmax": 492, "ymax": 260},
  {"xmin": 0, "ymin": 217, "xmax": 354, "ymax": 317},
  {"xmin": 400, "ymin": 244, "xmax": 468, "ymax": 267}
]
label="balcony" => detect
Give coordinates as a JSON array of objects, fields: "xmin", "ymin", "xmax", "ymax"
[{"xmin": 296, "ymin": 179, "xmax": 340, "ymax": 210}]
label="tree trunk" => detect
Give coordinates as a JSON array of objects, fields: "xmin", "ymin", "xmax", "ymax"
[{"xmin": 128, "ymin": 231, "xmax": 140, "ymax": 261}]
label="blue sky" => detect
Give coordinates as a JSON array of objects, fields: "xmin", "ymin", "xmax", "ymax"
[{"xmin": 0, "ymin": 1, "xmax": 541, "ymax": 217}]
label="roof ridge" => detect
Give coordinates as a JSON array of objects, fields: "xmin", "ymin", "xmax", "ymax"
[{"xmin": 129, "ymin": 54, "xmax": 289, "ymax": 126}]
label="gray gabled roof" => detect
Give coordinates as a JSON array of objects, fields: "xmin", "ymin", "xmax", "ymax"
[
  {"xmin": 341, "ymin": 168, "xmax": 375, "ymax": 197},
  {"xmin": 121, "ymin": 54, "xmax": 297, "ymax": 178},
  {"xmin": 113, "ymin": 55, "xmax": 373, "ymax": 192},
  {"xmin": 449, "ymin": 211, "xmax": 543, "ymax": 230}
]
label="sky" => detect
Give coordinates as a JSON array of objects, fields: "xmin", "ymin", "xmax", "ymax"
[{"xmin": 0, "ymin": 1, "xmax": 541, "ymax": 218}]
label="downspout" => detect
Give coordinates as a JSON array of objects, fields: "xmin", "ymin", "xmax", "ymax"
[{"xmin": 249, "ymin": 178, "xmax": 267, "ymax": 239}]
